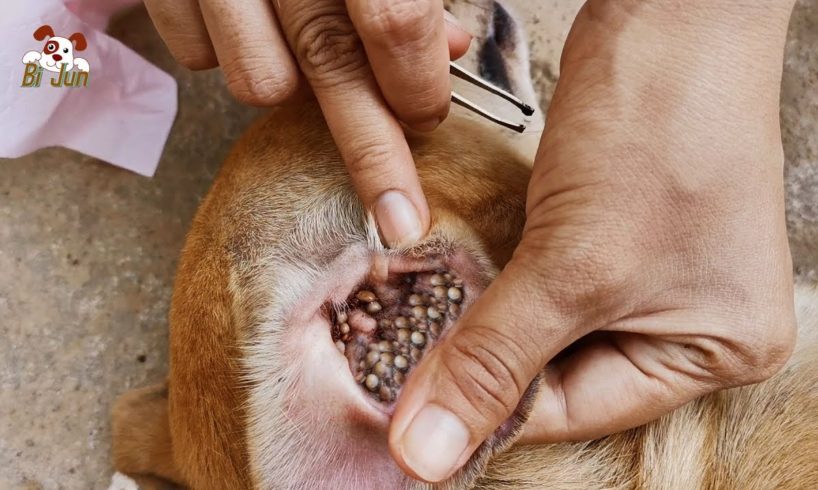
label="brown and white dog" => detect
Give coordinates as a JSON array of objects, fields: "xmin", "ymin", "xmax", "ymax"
[
  {"xmin": 111, "ymin": 2, "xmax": 818, "ymax": 489},
  {"xmin": 21, "ymin": 25, "xmax": 89, "ymax": 73}
]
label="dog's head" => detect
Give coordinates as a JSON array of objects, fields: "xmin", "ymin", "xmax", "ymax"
[
  {"xmin": 170, "ymin": 2, "xmax": 545, "ymax": 489},
  {"xmin": 32, "ymin": 25, "xmax": 86, "ymax": 72}
]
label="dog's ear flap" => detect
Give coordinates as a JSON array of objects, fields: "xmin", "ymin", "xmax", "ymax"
[
  {"xmin": 69, "ymin": 32, "xmax": 88, "ymax": 51},
  {"xmin": 33, "ymin": 25, "xmax": 55, "ymax": 41}
]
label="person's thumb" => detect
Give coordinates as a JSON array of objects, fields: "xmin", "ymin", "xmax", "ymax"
[{"xmin": 388, "ymin": 254, "xmax": 583, "ymax": 483}]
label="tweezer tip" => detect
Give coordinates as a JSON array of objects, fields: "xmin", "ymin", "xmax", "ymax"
[{"xmin": 521, "ymin": 104, "xmax": 535, "ymax": 117}]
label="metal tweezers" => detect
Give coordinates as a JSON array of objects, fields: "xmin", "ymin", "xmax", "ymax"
[{"xmin": 450, "ymin": 61, "xmax": 535, "ymax": 133}]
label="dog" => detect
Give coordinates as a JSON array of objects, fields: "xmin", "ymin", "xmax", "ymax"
[
  {"xmin": 110, "ymin": 2, "xmax": 818, "ymax": 489},
  {"xmin": 21, "ymin": 24, "xmax": 89, "ymax": 73}
]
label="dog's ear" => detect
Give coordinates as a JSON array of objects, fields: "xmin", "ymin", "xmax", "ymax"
[
  {"xmin": 69, "ymin": 32, "xmax": 87, "ymax": 51},
  {"xmin": 33, "ymin": 25, "xmax": 55, "ymax": 41}
]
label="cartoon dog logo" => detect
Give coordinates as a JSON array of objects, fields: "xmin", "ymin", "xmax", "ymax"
[{"xmin": 22, "ymin": 25, "xmax": 89, "ymax": 73}]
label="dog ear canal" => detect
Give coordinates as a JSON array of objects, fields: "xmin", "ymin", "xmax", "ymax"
[
  {"xmin": 34, "ymin": 25, "xmax": 55, "ymax": 41},
  {"xmin": 69, "ymin": 33, "xmax": 88, "ymax": 51}
]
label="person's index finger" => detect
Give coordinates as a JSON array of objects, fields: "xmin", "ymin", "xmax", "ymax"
[
  {"xmin": 347, "ymin": 0, "xmax": 452, "ymax": 131},
  {"xmin": 320, "ymin": 76, "xmax": 430, "ymax": 248},
  {"xmin": 275, "ymin": 0, "xmax": 430, "ymax": 248}
]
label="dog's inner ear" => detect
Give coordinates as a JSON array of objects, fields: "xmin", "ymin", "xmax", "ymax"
[
  {"xmin": 33, "ymin": 25, "xmax": 55, "ymax": 41},
  {"xmin": 69, "ymin": 33, "xmax": 87, "ymax": 51}
]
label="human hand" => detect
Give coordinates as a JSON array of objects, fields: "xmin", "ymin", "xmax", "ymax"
[
  {"xmin": 388, "ymin": 0, "xmax": 798, "ymax": 482},
  {"xmin": 144, "ymin": 0, "xmax": 472, "ymax": 247}
]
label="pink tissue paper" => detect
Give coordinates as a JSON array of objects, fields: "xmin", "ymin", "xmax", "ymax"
[{"xmin": 0, "ymin": 0, "xmax": 177, "ymax": 177}]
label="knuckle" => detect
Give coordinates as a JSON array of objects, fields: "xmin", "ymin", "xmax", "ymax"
[
  {"xmin": 353, "ymin": 0, "xmax": 448, "ymax": 125},
  {"xmin": 223, "ymin": 61, "xmax": 298, "ymax": 106},
  {"xmin": 393, "ymin": 88, "xmax": 449, "ymax": 126},
  {"xmin": 293, "ymin": 13, "xmax": 366, "ymax": 84},
  {"xmin": 733, "ymin": 319, "xmax": 796, "ymax": 383},
  {"xmin": 441, "ymin": 326, "xmax": 530, "ymax": 422},
  {"xmin": 699, "ymin": 317, "xmax": 796, "ymax": 385},
  {"xmin": 343, "ymin": 139, "xmax": 394, "ymax": 179},
  {"xmin": 357, "ymin": 0, "xmax": 435, "ymax": 46}
]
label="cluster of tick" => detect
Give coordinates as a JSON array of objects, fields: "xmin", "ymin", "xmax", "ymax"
[{"xmin": 332, "ymin": 272, "xmax": 464, "ymax": 403}]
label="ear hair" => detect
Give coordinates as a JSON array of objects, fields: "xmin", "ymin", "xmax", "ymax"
[
  {"xmin": 34, "ymin": 25, "xmax": 55, "ymax": 41},
  {"xmin": 69, "ymin": 32, "xmax": 88, "ymax": 51}
]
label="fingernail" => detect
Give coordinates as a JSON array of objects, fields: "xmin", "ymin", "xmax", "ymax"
[
  {"xmin": 400, "ymin": 404, "xmax": 470, "ymax": 482},
  {"xmin": 375, "ymin": 191, "xmax": 423, "ymax": 248}
]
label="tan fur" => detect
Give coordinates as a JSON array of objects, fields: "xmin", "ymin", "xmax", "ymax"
[
  {"xmin": 167, "ymin": 204, "xmax": 252, "ymax": 489},
  {"xmin": 111, "ymin": 382, "xmax": 183, "ymax": 489}
]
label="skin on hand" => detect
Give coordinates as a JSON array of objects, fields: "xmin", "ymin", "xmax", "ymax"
[
  {"xmin": 143, "ymin": 0, "xmax": 473, "ymax": 249},
  {"xmin": 388, "ymin": 0, "xmax": 798, "ymax": 483}
]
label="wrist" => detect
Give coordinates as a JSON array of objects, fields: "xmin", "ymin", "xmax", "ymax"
[
  {"xmin": 551, "ymin": 0, "xmax": 795, "ymax": 133},
  {"xmin": 534, "ymin": 0, "xmax": 794, "ymax": 212},
  {"xmin": 579, "ymin": 0, "xmax": 796, "ymax": 35},
  {"xmin": 567, "ymin": 0, "xmax": 795, "ymax": 73}
]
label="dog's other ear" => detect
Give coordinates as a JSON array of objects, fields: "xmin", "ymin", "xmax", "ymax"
[
  {"xmin": 33, "ymin": 25, "xmax": 55, "ymax": 41},
  {"xmin": 69, "ymin": 32, "xmax": 87, "ymax": 51}
]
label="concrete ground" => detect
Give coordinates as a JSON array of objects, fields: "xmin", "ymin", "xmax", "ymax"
[{"xmin": 1, "ymin": 1, "xmax": 816, "ymax": 488}]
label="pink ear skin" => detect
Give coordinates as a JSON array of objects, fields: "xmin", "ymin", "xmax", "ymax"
[
  {"xmin": 34, "ymin": 25, "xmax": 55, "ymax": 41},
  {"xmin": 69, "ymin": 33, "xmax": 88, "ymax": 51}
]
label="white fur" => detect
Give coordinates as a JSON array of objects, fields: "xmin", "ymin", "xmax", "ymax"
[{"xmin": 108, "ymin": 472, "xmax": 139, "ymax": 490}]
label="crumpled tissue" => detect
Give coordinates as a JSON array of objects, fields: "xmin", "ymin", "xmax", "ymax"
[{"xmin": 0, "ymin": 0, "xmax": 177, "ymax": 177}]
